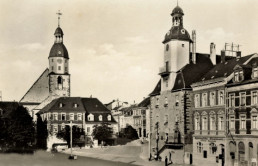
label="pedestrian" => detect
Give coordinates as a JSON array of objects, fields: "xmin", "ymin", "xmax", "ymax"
[
  {"xmin": 169, "ymin": 151, "xmax": 172, "ymax": 163},
  {"xmin": 165, "ymin": 156, "xmax": 168, "ymax": 166}
]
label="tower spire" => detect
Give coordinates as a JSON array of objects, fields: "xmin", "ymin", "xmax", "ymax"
[
  {"xmin": 56, "ymin": 10, "xmax": 62, "ymax": 27},
  {"xmin": 177, "ymin": 0, "xmax": 178, "ymax": 6}
]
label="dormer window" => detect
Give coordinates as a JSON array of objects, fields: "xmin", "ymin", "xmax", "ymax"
[
  {"xmin": 234, "ymin": 70, "xmax": 244, "ymax": 82},
  {"xmin": 88, "ymin": 114, "xmax": 94, "ymax": 121},
  {"xmin": 108, "ymin": 115, "xmax": 111, "ymax": 121},
  {"xmin": 99, "ymin": 115, "xmax": 103, "ymax": 121},
  {"xmin": 74, "ymin": 103, "xmax": 78, "ymax": 108},
  {"xmin": 253, "ymin": 67, "xmax": 258, "ymax": 78},
  {"xmin": 59, "ymin": 103, "xmax": 63, "ymax": 108}
]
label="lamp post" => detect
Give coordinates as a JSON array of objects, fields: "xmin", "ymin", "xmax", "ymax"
[{"xmin": 66, "ymin": 121, "xmax": 77, "ymax": 160}]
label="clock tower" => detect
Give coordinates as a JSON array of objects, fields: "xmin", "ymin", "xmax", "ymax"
[
  {"xmin": 159, "ymin": 5, "xmax": 192, "ymax": 92},
  {"xmin": 48, "ymin": 12, "xmax": 70, "ymax": 97}
]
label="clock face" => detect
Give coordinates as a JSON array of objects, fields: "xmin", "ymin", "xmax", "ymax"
[
  {"xmin": 57, "ymin": 59, "xmax": 62, "ymax": 64},
  {"xmin": 181, "ymin": 29, "xmax": 185, "ymax": 34}
]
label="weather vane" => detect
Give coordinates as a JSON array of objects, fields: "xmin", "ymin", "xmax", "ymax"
[{"xmin": 56, "ymin": 10, "xmax": 62, "ymax": 27}]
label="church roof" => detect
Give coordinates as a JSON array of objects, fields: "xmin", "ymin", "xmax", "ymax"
[
  {"xmin": 49, "ymin": 43, "xmax": 69, "ymax": 59},
  {"xmin": 163, "ymin": 26, "xmax": 192, "ymax": 44},
  {"xmin": 54, "ymin": 27, "xmax": 64, "ymax": 36},
  {"xmin": 171, "ymin": 6, "xmax": 184, "ymax": 16},
  {"xmin": 20, "ymin": 68, "xmax": 49, "ymax": 103}
]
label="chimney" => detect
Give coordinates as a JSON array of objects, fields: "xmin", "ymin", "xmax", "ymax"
[
  {"xmin": 236, "ymin": 51, "xmax": 241, "ymax": 60},
  {"xmin": 192, "ymin": 30, "xmax": 196, "ymax": 64},
  {"xmin": 210, "ymin": 43, "xmax": 216, "ymax": 65},
  {"xmin": 221, "ymin": 50, "xmax": 225, "ymax": 63}
]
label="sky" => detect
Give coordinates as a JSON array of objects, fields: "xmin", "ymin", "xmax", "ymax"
[{"xmin": 1, "ymin": 0, "xmax": 258, "ymax": 104}]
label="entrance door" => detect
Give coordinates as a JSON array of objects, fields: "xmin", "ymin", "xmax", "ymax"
[{"xmin": 238, "ymin": 142, "xmax": 245, "ymax": 166}]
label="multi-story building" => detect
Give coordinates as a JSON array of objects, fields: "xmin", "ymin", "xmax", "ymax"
[
  {"xmin": 225, "ymin": 58, "xmax": 258, "ymax": 166},
  {"xmin": 38, "ymin": 97, "xmax": 118, "ymax": 149},
  {"xmin": 191, "ymin": 52, "xmax": 258, "ymax": 166},
  {"xmin": 149, "ymin": 4, "xmax": 214, "ymax": 164}
]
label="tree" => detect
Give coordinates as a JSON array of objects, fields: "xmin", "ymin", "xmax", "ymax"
[
  {"xmin": 36, "ymin": 114, "xmax": 48, "ymax": 149},
  {"xmin": 56, "ymin": 125, "xmax": 85, "ymax": 148},
  {"xmin": 92, "ymin": 123, "xmax": 112, "ymax": 143},
  {"xmin": 7, "ymin": 106, "xmax": 35, "ymax": 148},
  {"xmin": 124, "ymin": 125, "xmax": 138, "ymax": 140}
]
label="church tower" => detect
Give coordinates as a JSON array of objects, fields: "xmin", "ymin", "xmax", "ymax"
[
  {"xmin": 48, "ymin": 12, "xmax": 70, "ymax": 97},
  {"xmin": 159, "ymin": 5, "xmax": 192, "ymax": 92}
]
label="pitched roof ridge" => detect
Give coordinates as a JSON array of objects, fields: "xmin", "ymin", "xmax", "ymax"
[{"xmin": 20, "ymin": 68, "xmax": 49, "ymax": 102}]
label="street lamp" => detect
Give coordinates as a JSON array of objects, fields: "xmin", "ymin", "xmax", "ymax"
[{"xmin": 66, "ymin": 121, "xmax": 77, "ymax": 160}]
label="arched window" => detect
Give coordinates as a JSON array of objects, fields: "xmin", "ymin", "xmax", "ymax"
[
  {"xmin": 218, "ymin": 110, "xmax": 224, "ymax": 130},
  {"xmin": 57, "ymin": 76, "xmax": 63, "ymax": 90},
  {"xmin": 194, "ymin": 112, "xmax": 200, "ymax": 130},
  {"xmin": 201, "ymin": 111, "xmax": 208, "ymax": 130},
  {"xmin": 209, "ymin": 111, "xmax": 216, "ymax": 130}
]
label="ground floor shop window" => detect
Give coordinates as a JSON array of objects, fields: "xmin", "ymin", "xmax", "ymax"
[{"xmin": 209, "ymin": 143, "xmax": 217, "ymax": 154}]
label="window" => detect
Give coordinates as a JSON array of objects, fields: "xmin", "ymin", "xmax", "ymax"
[
  {"xmin": 234, "ymin": 72, "xmax": 239, "ymax": 82},
  {"xmin": 202, "ymin": 112, "xmax": 208, "ymax": 130},
  {"xmin": 202, "ymin": 93, "xmax": 207, "ymax": 107},
  {"xmin": 240, "ymin": 115, "xmax": 246, "ymax": 129},
  {"xmin": 209, "ymin": 143, "xmax": 217, "ymax": 155},
  {"xmin": 240, "ymin": 92, "xmax": 246, "ymax": 106},
  {"xmin": 166, "ymin": 44, "xmax": 169, "ymax": 51},
  {"xmin": 53, "ymin": 125, "xmax": 58, "ymax": 133},
  {"xmin": 107, "ymin": 115, "xmax": 111, "ymax": 121},
  {"xmin": 59, "ymin": 103, "xmax": 63, "ymax": 108},
  {"xmin": 88, "ymin": 114, "xmax": 94, "ymax": 121},
  {"xmin": 61, "ymin": 113, "xmax": 66, "ymax": 120},
  {"xmin": 229, "ymin": 94, "xmax": 235, "ymax": 107},
  {"xmin": 65, "ymin": 67, "xmax": 68, "ymax": 72},
  {"xmin": 65, "ymin": 59, "xmax": 67, "ymax": 63},
  {"xmin": 77, "ymin": 114, "xmax": 82, "ymax": 121},
  {"xmin": 218, "ymin": 111, "xmax": 224, "ymax": 130},
  {"xmin": 53, "ymin": 113, "xmax": 58, "ymax": 121},
  {"xmin": 99, "ymin": 115, "xmax": 103, "ymax": 121},
  {"xmin": 210, "ymin": 112, "xmax": 216, "ymax": 130},
  {"xmin": 210, "ymin": 92, "xmax": 215, "ymax": 106},
  {"xmin": 239, "ymin": 71, "xmax": 244, "ymax": 81},
  {"xmin": 175, "ymin": 95, "xmax": 179, "ymax": 106},
  {"xmin": 197, "ymin": 142, "xmax": 203, "ymax": 153},
  {"xmin": 69, "ymin": 113, "xmax": 74, "ymax": 121},
  {"xmin": 164, "ymin": 97, "xmax": 168, "ymax": 107},
  {"xmin": 52, "ymin": 59, "xmax": 54, "ymax": 62},
  {"xmin": 61, "ymin": 123, "xmax": 65, "ymax": 130},
  {"xmin": 164, "ymin": 115, "xmax": 168, "ymax": 125},
  {"xmin": 194, "ymin": 113, "xmax": 200, "ymax": 130},
  {"xmin": 252, "ymin": 116, "xmax": 258, "ymax": 129},
  {"xmin": 230, "ymin": 116, "xmax": 235, "ymax": 129},
  {"xmin": 195, "ymin": 94, "xmax": 200, "ymax": 107},
  {"xmin": 87, "ymin": 127, "xmax": 90, "ymax": 133},
  {"xmin": 165, "ymin": 61, "xmax": 169, "ymax": 72},
  {"xmin": 252, "ymin": 91, "xmax": 258, "ymax": 105},
  {"xmin": 219, "ymin": 91, "xmax": 224, "ymax": 105},
  {"xmin": 58, "ymin": 66, "xmax": 61, "ymax": 70},
  {"xmin": 182, "ymin": 44, "xmax": 184, "ymax": 47},
  {"xmin": 74, "ymin": 103, "xmax": 78, "ymax": 108},
  {"xmin": 156, "ymin": 97, "xmax": 159, "ymax": 108},
  {"xmin": 253, "ymin": 67, "xmax": 258, "ymax": 78},
  {"xmin": 51, "ymin": 66, "xmax": 54, "ymax": 71}
]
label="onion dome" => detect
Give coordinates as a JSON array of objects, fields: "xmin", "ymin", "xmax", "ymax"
[
  {"xmin": 163, "ymin": 26, "xmax": 191, "ymax": 44},
  {"xmin": 49, "ymin": 43, "xmax": 69, "ymax": 59},
  {"xmin": 171, "ymin": 6, "xmax": 184, "ymax": 16}
]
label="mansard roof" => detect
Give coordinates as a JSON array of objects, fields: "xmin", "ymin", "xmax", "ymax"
[
  {"xmin": 200, "ymin": 54, "xmax": 254, "ymax": 81},
  {"xmin": 149, "ymin": 80, "xmax": 161, "ymax": 96}
]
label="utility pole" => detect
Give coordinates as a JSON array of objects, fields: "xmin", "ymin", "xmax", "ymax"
[{"xmin": 67, "ymin": 121, "xmax": 77, "ymax": 160}]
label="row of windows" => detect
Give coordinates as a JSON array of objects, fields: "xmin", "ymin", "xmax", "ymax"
[
  {"xmin": 43, "ymin": 113, "xmax": 82, "ymax": 121},
  {"xmin": 196, "ymin": 142, "xmax": 217, "ymax": 155},
  {"xmin": 87, "ymin": 114, "xmax": 112, "ymax": 122},
  {"xmin": 228, "ymin": 91, "xmax": 258, "ymax": 107},
  {"xmin": 154, "ymin": 95, "xmax": 179, "ymax": 108},
  {"xmin": 228, "ymin": 115, "xmax": 258, "ymax": 130},
  {"xmin": 195, "ymin": 90, "xmax": 224, "ymax": 108},
  {"xmin": 51, "ymin": 59, "xmax": 68, "ymax": 63},
  {"xmin": 194, "ymin": 111, "xmax": 224, "ymax": 131},
  {"xmin": 59, "ymin": 102, "xmax": 78, "ymax": 108},
  {"xmin": 51, "ymin": 66, "xmax": 68, "ymax": 72}
]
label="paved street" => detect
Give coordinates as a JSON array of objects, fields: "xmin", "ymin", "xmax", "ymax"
[{"xmin": 62, "ymin": 140, "xmax": 191, "ymax": 166}]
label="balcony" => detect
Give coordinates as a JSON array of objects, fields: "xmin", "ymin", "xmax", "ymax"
[{"xmin": 159, "ymin": 66, "xmax": 170, "ymax": 77}]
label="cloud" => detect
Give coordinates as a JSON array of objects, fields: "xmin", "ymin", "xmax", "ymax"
[{"xmin": 125, "ymin": 36, "xmax": 149, "ymax": 44}]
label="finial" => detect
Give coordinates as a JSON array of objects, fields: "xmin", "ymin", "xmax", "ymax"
[
  {"xmin": 177, "ymin": 0, "xmax": 179, "ymax": 6},
  {"xmin": 56, "ymin": 10, "xmax": 62, "ymax": 27}
]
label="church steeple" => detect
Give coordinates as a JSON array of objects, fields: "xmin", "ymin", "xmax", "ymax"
[
  {"xmin": 48, "ymin": 11, "xmax": 70, "ymax": 97},
  {"xmin": 171, "ymin": 5, "xmax": 184, "ymax": 27}
]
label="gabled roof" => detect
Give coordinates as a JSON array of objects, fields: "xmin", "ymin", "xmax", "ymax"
[
  {"xmin": 81, "ymin": 98, "xmax": 110, "ymax": 113},
  {"xmin": 200, "ymin": 54, "xmax": 254, "ymax": 81},
  {"xmin": 138, "ymin": 97, "xmax": 150, "ymax": 107},
  {"xmin": 20, "ymin": 68, "xmax": 49, "ymax": 103}
]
